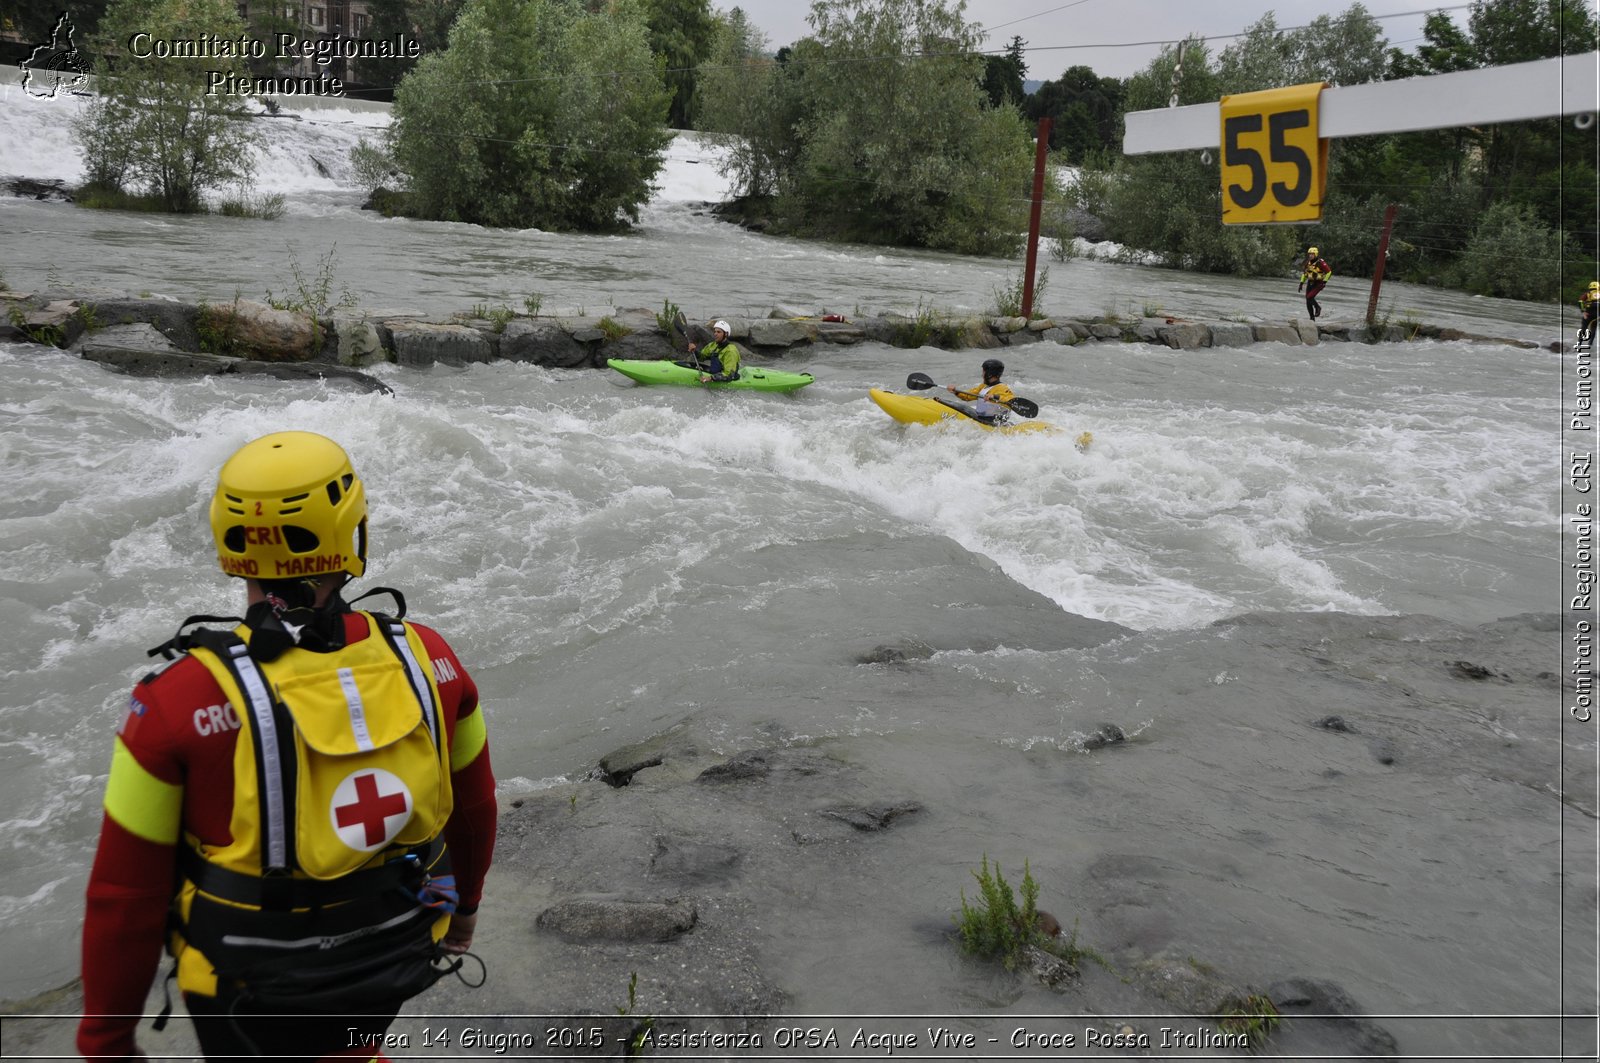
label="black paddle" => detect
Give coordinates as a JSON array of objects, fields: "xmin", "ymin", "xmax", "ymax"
[
  {"xmin": 670, "ymin": 311, "xmax": 712, "ymax": 371},
  {"xmin": 905, "ymin": 371, "xmax": 1039, "ymax": 419}
]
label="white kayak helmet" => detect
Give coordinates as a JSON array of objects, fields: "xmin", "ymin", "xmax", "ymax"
[{"xmin": 713, "ymin": 320, "xmax": 731, "ymax": 334}]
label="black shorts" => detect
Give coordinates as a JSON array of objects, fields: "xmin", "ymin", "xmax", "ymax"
[{"xmin": 185, "ymin": 990, "xmax": 403, "ymax": 1061}]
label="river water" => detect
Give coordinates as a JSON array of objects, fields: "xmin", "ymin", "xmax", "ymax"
[{"xmin": 0, "ymin": 85, "xmax": 1591, "ymax": 1054}]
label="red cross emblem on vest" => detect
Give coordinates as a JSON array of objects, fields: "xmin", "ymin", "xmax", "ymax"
[{"xmin": 330, "ymin": 768, "xmax": 414, "ymax": 851}]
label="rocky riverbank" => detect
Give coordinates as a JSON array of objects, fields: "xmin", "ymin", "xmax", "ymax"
[
  {"xmin": 0, "ymin": 287, "xmax": 1547, "ymax": 388},
  {"xmin": 4, "ymin": 609, "xmax": 1589, "ymax": 1060}
]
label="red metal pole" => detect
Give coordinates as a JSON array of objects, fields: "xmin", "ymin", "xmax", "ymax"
[
  {"xmin": 1366, "ymin": 204, "xmax": 1398, "ymax": 326},
  {"xmin": 1021, "ymin": 117, "xmax": 1052, "ymax": 320}
]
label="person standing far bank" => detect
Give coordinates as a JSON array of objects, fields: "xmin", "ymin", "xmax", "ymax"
[
  {"xmin": 1578, "ymin": 280, "xmax": 1598, "ymax": 349},
  {"xmin": 1298, "ymin": 246, "xmax": 1332, "ymax": 320},
  {"xmin": 77, "ymin": 430, "xmax": 498, "ymax": 1061}
]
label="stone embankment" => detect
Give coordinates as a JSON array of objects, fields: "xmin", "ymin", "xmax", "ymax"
[{"xmin": 0, "ymin": 288, "xmax": 1544, "ymax": 387}]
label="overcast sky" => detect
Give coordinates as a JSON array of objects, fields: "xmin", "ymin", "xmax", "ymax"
[{"xmin": 722, "ymin": 1, "xmax": 1485, "ymax": 81}]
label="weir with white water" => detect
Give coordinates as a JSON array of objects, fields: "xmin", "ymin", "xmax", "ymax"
[{"xmin": 0, "ymin": 86, "xmax": 1592, "ymax": 1056}]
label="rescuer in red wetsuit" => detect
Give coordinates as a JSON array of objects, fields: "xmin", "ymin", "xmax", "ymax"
[
  {"xmin": 1298, "ymin": 246, "xmax": 1332, "ymax": 320},
  {"xmin": 78, "ymin": 431, "xmax": 497, "ymax": 1061}
]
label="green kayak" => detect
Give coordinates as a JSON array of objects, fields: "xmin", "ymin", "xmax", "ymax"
[{"xmin": 606, "ymin": 358, "xmax": 814, "ymax": 393}]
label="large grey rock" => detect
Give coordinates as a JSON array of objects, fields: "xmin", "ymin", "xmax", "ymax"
[
  {"xmin": 602, "ymin": 330, "xmax": 677, "ymax": 363},
  {"xmin": 388, "ymin": 321, "xmax": 493, "ymax": 367},
  {"xmin": 1294, "ymin": 319, "xmax": 1320, "ymax": 345},
  {"xmin": 13, "ymin": 299, "xmax": 86, "ymax": 348},
  {"xmin": 1159, "ymin": 323, "xmax": 1212, "ymax": 349},
  {"xmin": 329, "ymin": 314, "xmax": 385, "ymax": 367},
  {"xmin": 816, "ymin": 322, "xmax": 865, "ymax": 344},
  {"xmin": 78, "ymin": 344, "xmax": 391, "ymax": 393},
  {"xmin": 75, "ymin": 298, "xmax": 201, "ymax": 352},
  {"xmin": 860, "ymin": 317, "xmax": 900, "ymax": 344},
  {"xmin": 1001, "ymin": 328, "xmax": 1042, "ymax": 346},
  {"xmin": 1040, "ymin": 326, "xmax": 1079, "ymax": 345},
  {"xmin": 535, "ymin": 896, "xmax": 698, "ymax": 943},
  {"xmin": 748, "ymin": 318, "xmax": 816, "ymax": 348},
  {"xmin": 1089, "ymin": 323, "xmax": 1123, "ymax": 340},
  {"xmin": 500, "ymin": 320, "xmax": 589, "ymax": 367},
  {"xmin": 1252, "ymin": 324, "xmax": 1303, "ymax": 345},
  {"xmin": 79, "ymin": 346, "xmax": 229, "ymax": 377},
  {"xmin": 199, "ymin": 299, "xmax": 319, "ymax": 361},
  {"xmin": 1209, "ymin": 321, "xmax": 1255, "ymax": 348},
  {"xmin": 649, "ymin": 836, "xmax": 742, "ymax": 884},
  {"xmin": 1129, "ymin": 951, "xmax": 1244, "ymax": 1016},
  {"xmin": 1134, "ymin": 320, "xmax": 1164, "ymax": 344},
  {"xmin": 70, "ymin": 322, "xmax": 175, "ymax": 353},
  {"xmin": 1266, "ymin": 977, "xmax": 1400, "ymax": 1061},
  {"xmin": 1059, "ymin": 206, "xmax": 1108, "ymax": 242},
  {"xmin": 954, "ymin": 317, "xmax": 1001, "ymax": 349}
]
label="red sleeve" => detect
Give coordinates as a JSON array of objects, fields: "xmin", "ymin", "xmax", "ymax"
[
  {"xmin": 413, "ymin": 624, "xmax": 497, "ymax": 914},
  {"xmin": 78, "ymin": 686, "xmax": 183, "ymax": 1060}
]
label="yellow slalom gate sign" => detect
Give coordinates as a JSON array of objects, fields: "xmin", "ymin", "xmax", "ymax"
[{"xmin": 1219, "ymin": 82, "xmax": 1329, "ymax": 225}]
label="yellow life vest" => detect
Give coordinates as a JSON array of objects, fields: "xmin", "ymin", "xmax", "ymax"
[{"xmin": 169, "ymin": 612, "xmax": 456, "ymax": 1000}]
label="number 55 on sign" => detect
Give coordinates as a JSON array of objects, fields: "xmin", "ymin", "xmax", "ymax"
[{"xmin": 1220, "ymin": 82, "xmax": 1329, "ymax": 225}]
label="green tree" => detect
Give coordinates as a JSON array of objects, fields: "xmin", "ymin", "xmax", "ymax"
[
  {"xmin": 2, "ymin": 0, "xmax": 109, "ymax": 44},
  {"xmin": 1024, "ymin": 65, "xmax": 1123, "ymax": 160},
  {"xmin": 643, "ymin": 0, "xmax": 715, "ymax": 128},
  {"xmin": 1216, "ymin": 5, "xmax": 1387, "ymax": 93},
  {"xmin": 701, "ymin": 0, "xmax": 1035, "ymax": 255},
  {"xmin": 1456, "ymin": 200, "xmax": 1569, "ymax": 299},
  {"xmin": 71, "ymin": 0, "xmax": 259, "ymax": 212},
  {"xmin": 386, "ymin": 0, "xmax": 672, "ymax": 230},
  {"xmin": 981, "ymin": 35, "xmax": 1026, "ymax": 109},
  {"xmin": 354, "ymin": 0, "xmax": 469, "ymax": 89}
]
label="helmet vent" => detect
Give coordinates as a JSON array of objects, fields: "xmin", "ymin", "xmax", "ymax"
[
  {"xmin": 223, "ymin": 526, "xmax": 247, "ymax": 552},
  {"xmin": 282, "ymin": 493, "xmax": 309, "ymax": 503},
  {"xmin": 326, "ymin": 480, "xmax": 342, "ymax": 505},
  {"xmin": 283, "ymin": 525, "xmax": 320, "ymax": 553}
]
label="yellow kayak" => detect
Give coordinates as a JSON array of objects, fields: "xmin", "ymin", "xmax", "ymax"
[{"xmin": 868, "ymin": 388, "xmax": 1059, "ymax": 435}]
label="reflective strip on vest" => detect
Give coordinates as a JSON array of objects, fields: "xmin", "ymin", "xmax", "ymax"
[
  {"xmin": 227, "ymin": 642, "xmax": 288, "ymax": 871},
  {"xmin": 388, "ymin": 621, "xmax": 440, "ymax": 748},
  {"xmin": 220, "ymin": 903, "xmax": 424, "ymax": 951},
  {"xmin": 339, "ymin": 667, "xmax": 376, "ymax": 752}
]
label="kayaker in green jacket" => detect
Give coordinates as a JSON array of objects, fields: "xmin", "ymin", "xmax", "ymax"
[{"xmin": 688, "ymin": 320, "xmax": 742, "ymax": 383}]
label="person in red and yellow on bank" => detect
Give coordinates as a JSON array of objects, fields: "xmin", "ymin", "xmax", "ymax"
[
  {"xmin": 1298, "ymin": 246, "xmax": 1333, "ymax": 320},
  {"xmin": 1579, "ymin": 280, "xmax": 1598, "ymax": 348},
  {"xmin": 78, "ymin": 431, "xmax": 497, "ymax": 1061}
]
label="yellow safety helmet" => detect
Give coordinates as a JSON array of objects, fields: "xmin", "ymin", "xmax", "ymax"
[
  {"xmin": 1589, "ymin": 280, "xmax": 1599, "ymax": 290},
  {"xmin": 1307, "ymin": 247, "xmax": 1319, "ymax": 257},
  {"xmin": 209, "ymin": 431, "xmax": 367, "ymax": 581}
]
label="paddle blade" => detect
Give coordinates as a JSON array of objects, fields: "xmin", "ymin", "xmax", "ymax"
[
  {"xmin": 906, "ymin": 372, "xmax": 936, "ymax": 390},
  {"xmin": 1006, "ymin": 397, "xmax": 1039, "ymax": 418}
]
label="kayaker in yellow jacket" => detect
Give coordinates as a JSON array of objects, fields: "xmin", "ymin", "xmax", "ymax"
[
  {"xmin": 688, "ymin": 320, "xmax": 743, "ymax": 383},
  {"xmin": 947, "ymin": 358, "xmax": 1015, "ymax": 420}
]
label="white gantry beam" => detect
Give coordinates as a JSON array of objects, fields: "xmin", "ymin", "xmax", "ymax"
[{"xmin": 1124, "ymin": 52, "xmax": 1600, "ymax": 155}]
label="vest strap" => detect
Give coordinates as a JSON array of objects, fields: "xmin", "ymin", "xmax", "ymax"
[{"xmin": 179, "ymin": 836, "xmax": 445, "ymax": 910}]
